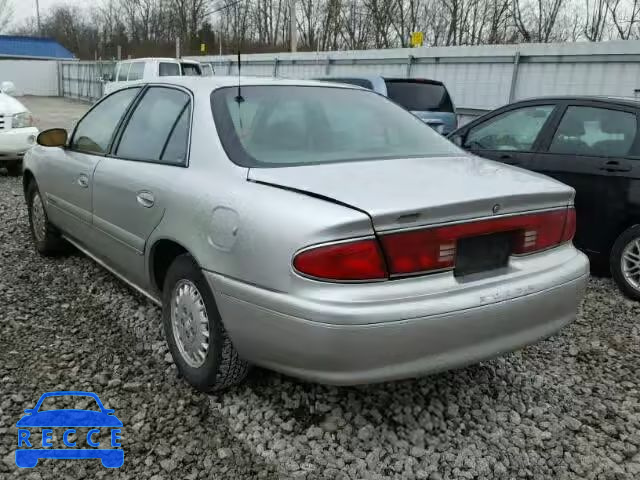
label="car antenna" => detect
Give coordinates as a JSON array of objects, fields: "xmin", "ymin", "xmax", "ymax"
[{"xmin": 235, "ymin": 50, "xmax": 244, "ymax": 104}]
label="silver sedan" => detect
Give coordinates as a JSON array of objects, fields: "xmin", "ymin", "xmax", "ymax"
[{"xmin": 23, "ymin": 77, "xmax": 589, "ymax": 391}]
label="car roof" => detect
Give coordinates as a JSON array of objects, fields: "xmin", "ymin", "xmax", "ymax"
[
  {"xmin": 512, "ymin": 95, "xmax": 640, "ymax": 108},
  {"xmin": 118, "ymin": 57, "xmax": 200, "ymax": 64},
  {"xmin": 320, "ymin": 75, "xmax": 444, "ymax": 85},
  {"xmin": 117, "ymin": 76, "xmax": 358, "ymax": 91}
]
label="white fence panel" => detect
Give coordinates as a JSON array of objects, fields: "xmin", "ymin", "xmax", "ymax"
[{"xmin": 0, "ymin": 59, "xmax": 59, "ymax": 96}]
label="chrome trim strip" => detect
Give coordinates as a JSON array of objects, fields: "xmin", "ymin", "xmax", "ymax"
[
  {"xmin": 378, "ymin": 206, "xmax": 571, "ymax": 235},
  {"xmin": 62, "ymin": 234, "xmax": 162, "ymax": 306}
]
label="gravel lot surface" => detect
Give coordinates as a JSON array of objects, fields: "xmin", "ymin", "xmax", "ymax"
[{"xmin": 1, "ymin": 174, "xmax": 639, "ymax": 476}]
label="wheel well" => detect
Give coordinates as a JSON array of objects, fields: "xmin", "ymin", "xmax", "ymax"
[
  {"xmin": 22, "ymin": 169, "xmax": 35, "ymax": 197},
  {"xmin": 150, "ymin": 240, "xmax": 188, "ymax": 293}
]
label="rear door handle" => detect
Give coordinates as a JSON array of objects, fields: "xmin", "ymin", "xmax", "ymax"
[
  {"xmin": 600, "ymin": 161, "xmax": 631, "ymax": 172},
  {"xmin": 136, "ymin": 191, "xmax": 155, "ymax": 208}
]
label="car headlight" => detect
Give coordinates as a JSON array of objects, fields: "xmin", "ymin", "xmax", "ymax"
[{"xmin": 12, "ymin": 112, "xmax": 33, "ymax": 128}]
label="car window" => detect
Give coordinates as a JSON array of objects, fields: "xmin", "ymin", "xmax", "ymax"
[
  {"xmin": 212, "ymin": 85, "xmax": 460, "ymax": 167},
  {"xmin": 71, "ymin": 88, "xmax": 140, "ymax": 154},
  {"xmin": 127, "ymin": 62, "xmax": 145, "ymax": 81},
  {"xmin": 465, "ymin": 105, "xmax": 554, "ymax": 152},
  {"xmin": 549, "ymin": 106, "xmax": 637, "ymax": 157},
  {"xmin": 385, "ymin": 80, "xmax": 454, "ymax": 112},
  {"xmin": 159, "ymin": 62, "xmax": 180, "ymax": 76},
  {"xmin": 38, "ymin": 395, "xmax": 101, "ymax": 412},
  {"xmin": 117, "ymin": 63, "xmax": 130, "ymax": 82},
  {"xmin": 116, "ymin": 87, "xmax": 191, "ymax": 164},
  {"xmin": 161, "ymin": 104, "xmax": 191, "ymax": 164},
  {"xmin": 181, "ymin": 63, "xmax": 202, "ymax": 76}
]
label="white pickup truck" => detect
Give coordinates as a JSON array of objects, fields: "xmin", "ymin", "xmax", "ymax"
[{"xmin": 0, "ymin": 82, "xmax": 39, "ymax": 176}]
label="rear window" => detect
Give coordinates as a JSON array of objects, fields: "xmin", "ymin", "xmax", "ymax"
[
  {"xmin": 211, "ymin": 85, "xmax": 460, "ymax": 168},
  {"xmin": 159, "ymin": 62, "xmax": 180, "ymax": 77},
  {"xmin": 385, "ymin": 80, "xmax": 454, "ymax": 113},
  {"xmin": 320, "ymin": 78, "xmax": 374, "ymax": 90}
]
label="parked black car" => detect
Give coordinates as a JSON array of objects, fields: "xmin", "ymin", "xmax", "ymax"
[{"xmin": 449, "ymin": 96, "xmax": 640, "ymax": 300}]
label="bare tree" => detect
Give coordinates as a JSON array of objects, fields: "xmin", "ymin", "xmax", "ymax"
[
  {"xmin": 0, "ymin": 0, "xmax": 14, "ymax": 33},
  {"xmin": 584, "ymin": 0, "xmax": 609, "ymax": 40},
  {"xmin": 606, "ymin": 0, "xmax": 640, "ymax": 39},
  {"xmin": 513, "ymin": 0, "xmax": 566, "ymax": 42}
]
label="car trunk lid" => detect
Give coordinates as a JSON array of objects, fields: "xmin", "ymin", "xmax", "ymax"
[{"xmin": 248, "ymin": 156, "xmax": 574, "ymax": 232}]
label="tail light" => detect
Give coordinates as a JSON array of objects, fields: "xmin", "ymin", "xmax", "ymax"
[
  {"xmin": 293, "ymin": 239, "xmax": 387, "ymax": 281},
  {"xmin": 293, "ymin": 207, "xmax": 575, "ymax": 282},
  {"xmin": 380, "ymin": 207, "xmax": 576, "ymax": 276}
]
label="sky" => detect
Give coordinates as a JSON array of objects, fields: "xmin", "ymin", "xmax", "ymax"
[{"xmin": 9, "ymin": 0, "xmax": 83, "ymax": 29}]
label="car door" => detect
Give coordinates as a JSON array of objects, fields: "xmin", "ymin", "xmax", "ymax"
[
  {"xmin": 529, "ymin": 102, "xmax": 640, "ymax": 255},
  {"xmin": 91, "ymin": 85, "xmax": 192, "ymax": 289},
  {"xmin": 452, "ymin": 102, "xmax": 559, "ymax": 170},
  {"xmin": 43, "ymin": 87, "xmax": 142, "ymax": 243}
]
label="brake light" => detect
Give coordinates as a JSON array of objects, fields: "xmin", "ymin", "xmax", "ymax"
[
  {"xmin": 381, "ymin": 208, "xmax": 575, "ymax": 276},
  {"xmin": 293, "ymin": 239, "xmax": 387, "ymax": 281}
]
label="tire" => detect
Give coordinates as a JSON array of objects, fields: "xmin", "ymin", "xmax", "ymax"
[
  {"xmin": 610, "ymin": 224, "xmax": 640, "ymax": 301},
  {"xmin": 6, "ymin": 161, "xmax": 22, "ymax": 176},
  {"xmin": 162, "ymin": 254, "xmax": 249, "ymax": 391},
  {"xmin": 26, "ymin": 181, "xmax": 67, "ymax": 255}
]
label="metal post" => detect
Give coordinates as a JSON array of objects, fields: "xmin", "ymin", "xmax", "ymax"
[
  {"xmin": 406, "ymin": 55, "xmax": 415, "ymax": 78},
  {"xmin": 176, "ymin": 37, "xmax": 181, "ymax": 59},
  {"xmin": 117, "ymin": 45, "xmax": 122, "ymax": 61},
  {"xmin": 508, "ymin": 51, "xmax": 521, "ymax": 103},
  {"xmin": 35, "ymin": 0, "xmax": 41, "ymax": 35},
  {"xmin": 273, "ymin": 58, "xmax": 279, "ymax": 77},
  {"xmin": 289, "ymin": 0, "xmax": 297, "ymax": 53},
  {"xmin": 325, "ymin": 57, "xmax": 331, "ymax": 75}
]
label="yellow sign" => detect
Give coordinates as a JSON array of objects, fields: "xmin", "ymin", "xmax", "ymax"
[
  {"xmin": 200, "ymin": 43, "xmax": 206, "ymax": 53},
  {"xmin": 410, "ymin": 32, "xmax": 424, "ymax": 47}
]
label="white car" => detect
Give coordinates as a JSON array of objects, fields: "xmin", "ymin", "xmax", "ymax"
[
  {"xmin": 0, "ymin": 82, "xmax": 38, "ymax": 175},
  {"xmin": 103, "ymin": 58, "xmax": 203, "ymax": 96}
]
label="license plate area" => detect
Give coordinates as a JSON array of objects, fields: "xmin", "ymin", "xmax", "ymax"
[{"xmin": 454, "ymin": 232, "xmax": 512, "ymax": 277}]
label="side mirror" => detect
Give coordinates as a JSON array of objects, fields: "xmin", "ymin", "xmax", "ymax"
[
  {"xmin": 37, "ymin": 128, "xmax": 68, "ymax": 147},
  {"xmin": 102, "ymin": 73, "xmax": 113, "ymax": 82},
  {"xmin": 0, "ymin": 81, "xmax": 16, "ymax": 95},
  {"xmin": 104, "ymin": 409, "xmax": 115, "ymax": 415},
  {"xmin": 23, "ymin": 409, "xmax": 35, "ymax": 414}
]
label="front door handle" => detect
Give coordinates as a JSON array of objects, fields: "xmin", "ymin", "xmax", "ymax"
[
  {"xmin": 600, "ymin": 160, "xmax": 631, "ymax": 172},
  {"xmin": 76, "ymin": 174, "xmax": 89, "ymax": 188},
  {"xmin": 136, "ymin": 191, "xmax": 155, "ymax": 208}
]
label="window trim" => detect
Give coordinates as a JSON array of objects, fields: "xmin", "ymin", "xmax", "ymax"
[
  {"xmin": 109, "ymin": 84, "xmax": 194, "ymax": 168},
  {"xmin": 68, "ymin": 86, "xmax": 144, "ymax": 156},
  {"xmin": 463, "ymin": 102, "xmax": 558, "ymax": 154},
  {"xmin": 538, "ymin": 101, "xmax": 640, "ymax": 159}
]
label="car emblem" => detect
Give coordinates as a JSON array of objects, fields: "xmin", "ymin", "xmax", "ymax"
[{"xmin": 492, "ymin": 204, "xmax": 501, "ymax": 214}]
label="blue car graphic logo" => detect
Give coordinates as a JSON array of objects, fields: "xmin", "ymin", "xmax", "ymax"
[{"xmin": 15, "ymin": 391, "xmax": 123, "ymax": 468}]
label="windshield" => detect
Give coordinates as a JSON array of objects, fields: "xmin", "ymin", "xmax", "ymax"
[
  {"xmin": 211, "ymin": 85, "xmax": 460, "ymax": 168},
  {"xmin": 385, "ymin": 80, "xmax": 454, "ymax": 112}
]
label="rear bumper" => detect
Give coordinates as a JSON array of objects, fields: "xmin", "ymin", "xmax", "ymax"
[
  {"xmin": 0, "ymin": 127, "xmax": 38, "ymax": 161},
  {"xmin": 206, "ymin": 247, "xmax": 589, "ymax": 385}
]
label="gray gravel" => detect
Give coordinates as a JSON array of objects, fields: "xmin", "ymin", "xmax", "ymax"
[{"xmin": 0, "ymin": 173, "xmax": 639, "ymax": 479}]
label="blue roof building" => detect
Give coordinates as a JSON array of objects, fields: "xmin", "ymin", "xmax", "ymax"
[{"xmin": 0, "ymin": 35, "xmax": 75, "ymax": 59}]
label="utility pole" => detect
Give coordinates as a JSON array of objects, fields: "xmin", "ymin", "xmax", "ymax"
[
  {"xmin": 289, "ymin": 0, "xmax": 297, "ymax": 53},
  {"xmin": 176, "ymin": 37, "xmax": 181, "ymax": 59},
  {"xmin": 35, "ymin": 0, "xmax": 41, "ymax": 35}
]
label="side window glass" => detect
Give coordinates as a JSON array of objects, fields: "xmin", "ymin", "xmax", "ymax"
[
  {"xmin": 549, "ymin": 106, "xmax": 637, "ymax": 157},
  {"xmin": 161, "ymin": 104, "xmax": 191, "ymax": 164},
  {"xmin": 116, "ymin": 87, "xmax": 190, "ymax": 164},
  {"xmin": 159, "ymin": 62, "xmax": 180, "ymax": 76},
  {"xmin": 117, "ymin": 63, "xmax": 130, "ymax": 82},
  {"xmin": 465, "ymin": 105, "xmax": 554, "ymax": 151},
  {"xmin": 127, "ymin": 62, "xmax": 145, "ymax": 81},
  {"xmin": 71, "ymin": 88, "xmax": 140, "ymax": 154}
]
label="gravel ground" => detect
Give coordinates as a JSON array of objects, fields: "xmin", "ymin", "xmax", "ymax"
[{"xmin": 0, "ymin": 173, "xmax": 639, "ymax": 479}]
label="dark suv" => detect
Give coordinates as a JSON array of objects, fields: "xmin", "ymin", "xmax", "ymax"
[{"xmin": 449, "ymin": 96, "xmax": 640, "ymax": 300}]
